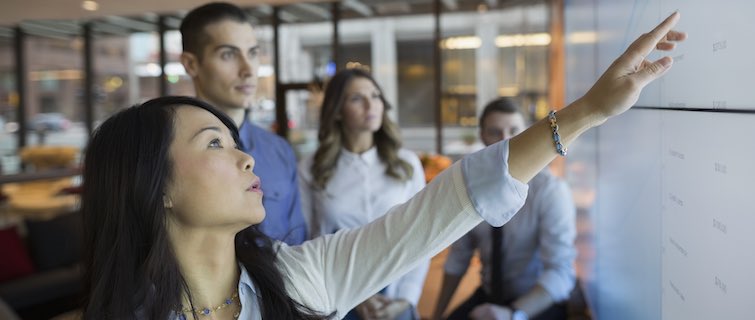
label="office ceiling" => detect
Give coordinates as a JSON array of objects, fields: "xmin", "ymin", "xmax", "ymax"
[
  {"xmin": 0, "ymin": 0, "xmax": 537, "ymax": 39},
  {"xmin": 0, "ymin": 0, "xmax": 314, "ymax": 25}
]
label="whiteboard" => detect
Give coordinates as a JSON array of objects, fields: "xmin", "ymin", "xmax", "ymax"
[
  {"xmin": 660, "ymin": 111, "xmax": 755, "ymax": 319},
  {"xmin": 595, "ymin": 0, "xmax": 755, "ymax": 110},
  {"xmin": 564, "ymin": 1, "xmax": 755, "ymax": 319}
]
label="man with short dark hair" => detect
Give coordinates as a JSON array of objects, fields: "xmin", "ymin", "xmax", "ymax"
[
  {"xmin": 432, "ymin": 97, "xmax": 576, "ymax": 320},
  {"xmin": 179, "ymin": 2, "xmax": 306, "ymax": 245}
]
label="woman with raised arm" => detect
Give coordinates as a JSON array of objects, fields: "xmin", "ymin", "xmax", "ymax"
[{"xmin": 80, "ymin": 13, "xmax": 685, "ymax": 320}]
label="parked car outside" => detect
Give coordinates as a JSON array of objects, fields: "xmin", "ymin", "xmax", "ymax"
[{"xmin": 31, "ymin": 113, "xmax": 70, "ymax": 132}]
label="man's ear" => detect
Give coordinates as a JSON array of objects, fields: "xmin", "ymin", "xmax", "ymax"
[{"xmin": 180, "ymin": 52, "xmax": 199, "ymax": 78}]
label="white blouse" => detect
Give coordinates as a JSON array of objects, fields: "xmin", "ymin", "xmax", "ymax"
[{"xmin": 297, "ymin": 147, "xmax": 429, "ymax": 305}]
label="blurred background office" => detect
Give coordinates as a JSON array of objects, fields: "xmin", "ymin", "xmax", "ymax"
[{"xmin": 0, "ymin": 0, "xmax": 563, "ymax": 172}]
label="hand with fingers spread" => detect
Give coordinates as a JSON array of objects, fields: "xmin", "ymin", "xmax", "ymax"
[
  {"xmin": 579, "ymin": 11, "xmax": 687, "ymax": 123},
  {"xmin": 508, "ymin": 12, "xmax": 686, "ymax": 201}
]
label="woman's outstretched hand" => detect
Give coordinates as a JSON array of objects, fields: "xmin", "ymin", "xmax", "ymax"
[
  {"xmin": 580, "ymin": 11, "xmax": 687, "ymax": 124},
  {"xmin": 507, "ymin": 12, "xmax": 687, "ymax": 183}
]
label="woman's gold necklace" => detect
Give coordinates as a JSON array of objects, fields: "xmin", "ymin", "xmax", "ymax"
[{"xmin": 176, "ymin": 289, "xmax": 240, "ymax": 319}]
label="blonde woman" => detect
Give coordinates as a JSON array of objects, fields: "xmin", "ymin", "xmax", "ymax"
[{"xmin": 298, "ymin": 68, "xmax": 428, "ymax": 320}]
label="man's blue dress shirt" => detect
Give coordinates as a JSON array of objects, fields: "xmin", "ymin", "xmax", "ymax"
[{"xmin": 238, "ymin": 118, "xmax": 307, "ymax": 245}]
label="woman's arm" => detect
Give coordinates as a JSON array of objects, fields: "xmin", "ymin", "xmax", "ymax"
[
  {"xmin": 276, "ymin": 12, "xmax": 685, "ymax": 318},
  {"xmin": 388, "ymin": 150, "xmax": 432, "ymax": 305},
  {"xmin": 279, "ymin": 157, "xmax": 512, "ymax": 318}
]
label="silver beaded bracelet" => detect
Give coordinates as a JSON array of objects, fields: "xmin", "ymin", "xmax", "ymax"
[{"xmin": 548, "ymin": 110, "xmax": 567, "ymax": 156}]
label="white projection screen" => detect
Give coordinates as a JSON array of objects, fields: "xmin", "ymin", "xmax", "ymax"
[{"xmin": 563, "ymin": 1, "xmax": 755, "ymax": 319}]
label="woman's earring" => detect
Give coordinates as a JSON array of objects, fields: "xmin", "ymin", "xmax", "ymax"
[{"xmin": 163, "ymin": 196, "xmax": 173, "ymax": 209}]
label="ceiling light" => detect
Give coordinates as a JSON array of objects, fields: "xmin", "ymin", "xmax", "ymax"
[
  {"xmin": 82, "ymin": 0, "xmax": 99, "ymax": 11},
  {"xmin": 567, "ymin": 31, "xmax": 598, "ymax": 44},
  {"xmin": 496, "ymin": 33, "xmax": 551, "ymax": 47},
  {"xmin": 442, "ymin": 36, "xmax": 482, "ymax": 50}
]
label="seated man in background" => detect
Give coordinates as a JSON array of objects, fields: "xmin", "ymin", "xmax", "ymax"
[{"xmin": 432, "ymin": 98, "xmax": 576, "ymax": 320}]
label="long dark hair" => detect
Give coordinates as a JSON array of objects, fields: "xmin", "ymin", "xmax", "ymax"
[
  {"xmin": 311, "ymin": 68, "xmax": 413, "ymax": 189},
  {"xmin": 81, "ymin": 96, "xmax": 329, "ymax": 319}
]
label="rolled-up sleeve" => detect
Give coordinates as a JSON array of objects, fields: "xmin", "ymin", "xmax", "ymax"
[{"xmin": 462, "ymin": 140, "xmax": 529, "ymax": 227}]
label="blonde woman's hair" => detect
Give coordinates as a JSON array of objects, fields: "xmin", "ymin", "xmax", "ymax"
[{"xmin": 311, "ymin": 68, "xmax": 413, "ymax": 190}]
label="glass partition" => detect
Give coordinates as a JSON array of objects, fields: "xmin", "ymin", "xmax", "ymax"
[{"xmin": 0, "ymin": 33, "xmax": 17, "ymax": 173}]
